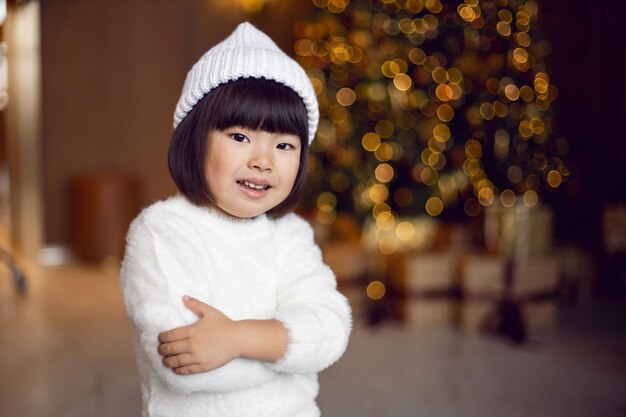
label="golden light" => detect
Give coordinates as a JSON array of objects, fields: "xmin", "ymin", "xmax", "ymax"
[
  {"xmin": 310, "ymin": 77, "xmax": 324, "ymax": 95},
  {"xmin": 433, "ymin": 123, "xmax": 451, "ymax": 142},
  {"xmin": 326, "ymin": 0, "xmax": 350, "ymax": 13},
  {"xmin": 520, "ymin": 85, "xmax": 534, "ymax": 101},
  {"xmin": 547, "ymin": 170, "xmax": 562, "ymax": 188},
  {"xmin": 519, "ymin": 120, "xmax": 533, "ymax": 138},
  {"xmin": 425, "ymin": 0, "xmax": 443, "ymax": 13},
  {"xmin": 393, "ymin": 58, "xmax": 409, "ymax": 73},
  {"xmin": 336, "ymin": 87, "xmax": 356, "ymax": 106},
  {"xmin": 406, "ymin": 0, "xmax": 424, "ymax": 13},
  {"xmin": 375, "ymin": 163, "xmax": 395, "ymax": 183},
  {"xmin": 428, "ymin": 137, "xmax": 446, "ymax": 152},
  {"xmin": 498, "ymin": 9, "xmax": 513, "ymax": 23},
  {"xmin": 409, "ymin": 48, "xmax": 427, "ymax": 65},
  {"xmin": 381, "ymin": 60, "xmax": 401, "ymax": 78},
  {"xmin": 427, "ymin": 152, "xmax": 442, "ymax": 167},
  {"xmin": 376, "ymin": 210, "xmax": 396, "ymax": 231},
  {"xmin": 366, "ymin": 281, "xmax": 386, "ymax": 300},
  {"xmin": 369, "ymin": 183, "xmax": 389, "ymax": 203},
  {"xmin": 425, "ymin": 197, "xmax": 444, "ymax": 216},
  {"xmin": 463, "ymin": 159, "xmax": 482, "ymax": 177},
  {"xmin": 513, "ymin": 47, "xmax": 528, "ymax": 64},
  {"xmin": 396, "ymin": 221, "xmax": 416, "ymax": 241},
  {"xmin": 504, "ymin": 84, "xmax": 520, "ymax": 101},
  {"xmin": 432, "ymin": 66, "xmax": 447, "ymax": 84},
  {"xmin": 530, "ymin": 117, "xmax": 545, "ymax": 134},
  {"xmin": 447, "ymin": 67, "xmax": 463, "ymax": 84},
  {"xmin": 371, "ymin": 201, "xmax": 390, "ymax": 217},
  {"xmin": 420, "ymin": 167, "xmax": 439, "ymax": 185},
  {"xmin": 493, "ymin": 100, "xmax": 509, "ymax": 117},
  {"xmin": 523, "ymin": 190, "xmax": 539, "ymax": 207},
  {"xmin": 458, "ymin": 4, "xmax": 477, "ymax": 22},
  {"xmin": 362, "ymin": 132, "xmax": 381, "ymax": 151},
  {"xmin": 435, "ymin": 84, "xmax": 454, "ymax": 101},
  {"xmin": 465, "ymin": 139, "xmax": 482, "ymax": 159},
  {"xmin": 412, "ymin": 18, "xmax": 428, "ymax": 34},
  {"xmin": 496, "ymin": 22, "xmax": 511, "ymax": 37},
  {"xmin": 478, "ymin": 187, "xmax": 495, "ymax": 206},
  {"xmin": 399, "ymin": 18, "xmax": 414, "ymax": 34},
  {"xmin": 436, "ymin": 104, "xmax": 454, "ymax": 122},
  {"xmin": 516, "ymin": 17, "xmax": 530, "ymax": 33},
  {"xmin": 479, "ymin": 102, "xmax": 495, "ymax": 119},
  {"xmin": 394, "ymin": 73, "xmax": 413, "ymax": 91},
  {"xmin": 375, "ymin": 143, "xmax": 395, "ymax": 162},
  {"xmin": 500, "ymin": 189, "xmax": 517, "ymax": 207},
  {"xmin": 294, "ymin": 39, "xmax": 314, "ymax": 56},
  {"xmin": 515, "ymin": 32, "xmax": 531, "ymax": 47}
]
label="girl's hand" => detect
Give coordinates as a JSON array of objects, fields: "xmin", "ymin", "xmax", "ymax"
[{"xmin": 157, "ymin": 296, "xmax": 241, "ymax": 375}]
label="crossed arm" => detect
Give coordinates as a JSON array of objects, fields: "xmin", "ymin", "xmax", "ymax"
[{"xmin": 157, "ymin": 295, "xmax": 289, "ymax": 375}]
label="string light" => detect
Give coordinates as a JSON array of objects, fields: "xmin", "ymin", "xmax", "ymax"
[{"xmin": 297, "ymin": 0, "xmax": 568, "ymax": 235}]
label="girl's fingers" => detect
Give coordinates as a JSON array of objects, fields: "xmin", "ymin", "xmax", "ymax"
[
  {"xmin": 162, "ymin": 353, "xmax": 197, "ymax": 369},
  {"xmin": 158, "ymin": 325, "xmax": 192, "ymax": 343},
  {"xmin": 157, "ymin": 339, "xmax": 191, "ymax": 356},
  {"xmin": 174, "ymin": 363, "xmax": 205, "ymax": 375}
]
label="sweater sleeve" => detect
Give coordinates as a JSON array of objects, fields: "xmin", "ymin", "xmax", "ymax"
[
  {"xmin": 120, "ymin": 213, "xmax": 276, "ymax": 394},
  {"xmin": 266, "ymin": 214, "xmax": 352, "ymax": 374}
]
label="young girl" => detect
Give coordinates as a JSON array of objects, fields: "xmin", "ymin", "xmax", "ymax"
[{"xmin": 120, "ymin": 22, "xmax": 352, "ymax": 417}]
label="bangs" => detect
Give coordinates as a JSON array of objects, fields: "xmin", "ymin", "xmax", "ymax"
[{"xmin": 209, "ymin": 77, "xmax": 308, "ymax": 139}]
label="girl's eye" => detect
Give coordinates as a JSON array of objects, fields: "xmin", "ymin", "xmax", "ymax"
[
  {"xmin": 277, "ymin": 143, "xmax": 296, "ymax": 150},
  {"xmin": 231, "ymin": 133, "xmax": 249, "ymax": 143}
]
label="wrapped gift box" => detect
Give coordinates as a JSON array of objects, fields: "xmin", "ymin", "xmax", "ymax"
[
  {"xmin": 459, "ymin": 255, "xmax": 561, "ymax": 334},
  {"xmin": 511, "ymin": 256, "xmax": 561, "ymax": 329},
  {"xmin": 484, "ymin": 202, "xmax": 553, "ymax": 258},
  {"xmin": 458, "ymin": 255, "xmax": 507, "ymax": 332},
  {"xmin": 387, "ymin": 251, "xmax": 459, "ymax": 328}
]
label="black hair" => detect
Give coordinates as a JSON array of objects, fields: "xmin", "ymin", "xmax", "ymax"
[{"xmin": 168, "ymin": 77, "xmax": 310, "ymax": 217}]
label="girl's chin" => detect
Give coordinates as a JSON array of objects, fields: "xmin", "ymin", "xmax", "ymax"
[{"xmin": 210, "ymin": 203, "xmax": 268, "ymax": 219}]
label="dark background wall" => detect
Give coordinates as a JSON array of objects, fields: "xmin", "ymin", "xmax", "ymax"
[{"xmin": 540, "ymin": 0, "xmax": 626, "ymax": 292}]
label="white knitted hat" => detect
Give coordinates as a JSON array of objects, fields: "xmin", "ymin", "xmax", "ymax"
[{"xmin": 173, "ymin": 22, "xmax": 319, "ymax": 144}]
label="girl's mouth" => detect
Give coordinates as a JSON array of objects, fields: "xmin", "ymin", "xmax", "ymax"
[{"xmin": 237, "ymin": 180, "xmax": 270, "ymax": 191}]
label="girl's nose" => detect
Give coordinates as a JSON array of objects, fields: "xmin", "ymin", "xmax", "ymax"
[{"xmin": 248, "ymin": 149, "xmax": 272, "ymax": 172}]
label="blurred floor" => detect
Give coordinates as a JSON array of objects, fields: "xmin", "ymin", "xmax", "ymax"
[{"xmin": 0, "ymin": 264, "xmax": 625, "ymax": 417}]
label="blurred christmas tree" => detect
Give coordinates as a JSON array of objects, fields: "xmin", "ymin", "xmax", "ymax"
[{"xmin": 295, "ymin": 0, "xmax": 569, "ymax": 233}]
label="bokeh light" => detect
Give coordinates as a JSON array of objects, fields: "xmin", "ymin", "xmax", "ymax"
[{"xmin": 296, "ymin": 0, "xmax": 567, "ymax": 250}]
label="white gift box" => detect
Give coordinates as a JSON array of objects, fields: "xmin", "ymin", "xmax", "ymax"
[{"xmin": 387, "ymin": 251, "xmax": 459, "ymax": 328}]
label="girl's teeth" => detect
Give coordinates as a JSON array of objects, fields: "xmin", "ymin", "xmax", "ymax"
[{"xmin": 242, "ymin": 180, "xmax": 268, "ymax": 190}]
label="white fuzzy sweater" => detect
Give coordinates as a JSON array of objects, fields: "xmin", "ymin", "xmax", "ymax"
[{"xmin": 120, "ymin": 195, "xmax": 352, "ymax": 417}]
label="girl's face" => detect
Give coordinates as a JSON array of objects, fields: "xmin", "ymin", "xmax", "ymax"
[{"xmin": 205, "ymin": 127, "xmax": 301, "ymax": 218}]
